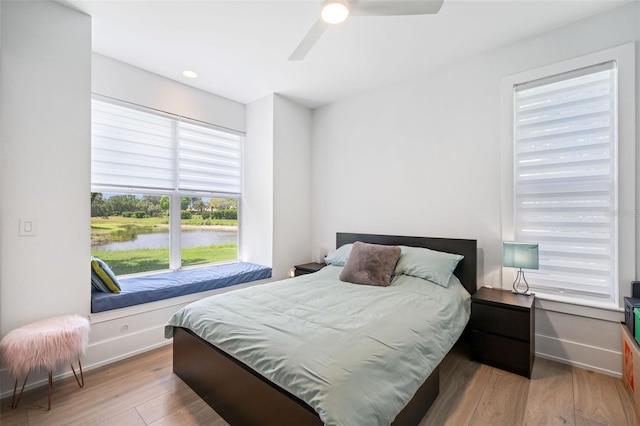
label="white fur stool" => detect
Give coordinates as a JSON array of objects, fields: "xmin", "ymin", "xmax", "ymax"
[{"xmin": 0, "ymin": 314, "xmax": 90, "ymax": 410}]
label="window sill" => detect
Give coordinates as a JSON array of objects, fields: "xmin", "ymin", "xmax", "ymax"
[{"xmin": 533, "ymin": 292, "xmax": 623, "ymax": 323}]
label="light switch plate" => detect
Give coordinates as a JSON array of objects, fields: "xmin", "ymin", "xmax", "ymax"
[{"xmin": 19, "ymin": 217, "xmax": 36, "ymax": 236}]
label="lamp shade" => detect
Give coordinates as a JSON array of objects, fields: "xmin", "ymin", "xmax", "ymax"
[{"xmin": 503, "ymin": 242, "xmax": 539, "ymax": 270}]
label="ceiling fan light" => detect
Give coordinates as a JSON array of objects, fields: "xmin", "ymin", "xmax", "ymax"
[{"xmin": 321, "ymin": 1, "xmax": 349, "ymax": 24}]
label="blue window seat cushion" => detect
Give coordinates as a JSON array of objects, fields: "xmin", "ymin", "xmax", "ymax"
[{"xmin": 91, "ymin": 262, "xmax": 272, "ymax": 313}]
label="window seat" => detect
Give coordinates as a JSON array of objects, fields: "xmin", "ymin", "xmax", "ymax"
[{"xmin": 91, "ymin": 262, "xmax": 272, "ymax": 313}]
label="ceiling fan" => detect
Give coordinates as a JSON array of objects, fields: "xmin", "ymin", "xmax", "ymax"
[{"xmin": 289, "ymin": 0, "xmax": 445, "ymax": 61}]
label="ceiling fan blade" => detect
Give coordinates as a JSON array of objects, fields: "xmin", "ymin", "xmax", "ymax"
[
  {"xmin": 289, "ymin": 18, "xmax": 330, "ymax": 61},
  {"xmin": 350, "ymin": 0, "xmax": 444, "ymax": 17}
]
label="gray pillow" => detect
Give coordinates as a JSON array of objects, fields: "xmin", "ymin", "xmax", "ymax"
[
  {"xmin": 325, "ymin": 243, "xmax": 353, "ymax": 266},
  {"xmin": 394, "ymin": 246, "xmax": 463, "ymax": 288},
  {"xmin": 339, "ymin": 242, "xmax": 401, "ymax": 287}
]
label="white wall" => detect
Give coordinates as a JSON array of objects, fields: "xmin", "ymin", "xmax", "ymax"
[
  {"xmin": 273, "ymin": 95, "xmax": 312, "ymax": 278},
  {"xmin": 243, "ymin": 94, "xmax": 274, "ymax": 267},
  {"xmin": 92, "ymin": 53, "xmax": 245, "ymax": 133},
  {"xmin": 243, "ymin": 94, "xmax": 313, "ymax": 279},
  {"xmin": 0, "ymin": 0, "xmax": 91, "ymax": 346},
  {"xmin": 311, "ymin": 3, "xmax": 640, "ymax": 375},
  {"xmin": 0, "ymin": 0, "xmax": 91, "ymax": 388}
]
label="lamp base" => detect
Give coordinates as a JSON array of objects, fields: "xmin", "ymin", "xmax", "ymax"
[
  {"xmin": 511, "ymin": 289, "xmax": 534, "ymax": 296},
  {"xmin": 512, "ymin": 269, "xmax": 531, "ymax": 295}
]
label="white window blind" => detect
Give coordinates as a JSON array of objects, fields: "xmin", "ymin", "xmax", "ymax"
[
  {"xmin": 92, "ymin": 100, "xmax": 175, "ymax": 190},
  {"xmin": 513, "ymin": 61, "xmax": 617, "ymax": 302},
  {"xmin": 92, "ymin": 98, "xmax": 242, "ymax": 195},
  {"xmin": 178, "ymin": 121, "xmax": 242, "ymax": 193}
]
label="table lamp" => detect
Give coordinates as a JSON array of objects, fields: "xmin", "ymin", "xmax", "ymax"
[{"xmin": 503, "ymin": 242, "xmax": 539, "ymax": 295}]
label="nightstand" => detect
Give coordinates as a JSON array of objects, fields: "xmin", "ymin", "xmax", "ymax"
[
  {"xmin": 470, "ymin": 286, "xmax": 535, "ymax": 378},
  {"xmin": 294, "ymin": 262, "xmax": 326, "ymax": 277}
]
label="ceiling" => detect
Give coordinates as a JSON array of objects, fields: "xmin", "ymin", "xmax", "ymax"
[{"xmin": 62, "ymin": 0, "xmax": 630, "ymax": 109}]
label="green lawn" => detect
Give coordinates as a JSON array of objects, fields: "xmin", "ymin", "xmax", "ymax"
[{"xmin": 92, "ymin": 244, "xmax": 238, "ymax": 276}]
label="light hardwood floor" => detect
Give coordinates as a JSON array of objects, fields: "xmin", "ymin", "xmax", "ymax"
[{"xmin": 1, "ymin": 343, "xmax": 637, "ymax": 426}]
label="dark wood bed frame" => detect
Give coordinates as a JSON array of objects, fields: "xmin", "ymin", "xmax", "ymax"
[{"xmin": 173, "ymin": 233, "xmax": 477, "ymax": 426}]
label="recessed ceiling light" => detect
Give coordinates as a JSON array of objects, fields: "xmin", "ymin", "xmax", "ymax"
[{"xmin": 182, "ymin": 70, "xmax": 198, "ymax": 79}]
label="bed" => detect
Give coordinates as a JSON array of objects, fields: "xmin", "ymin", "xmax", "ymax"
[{"xmin": 166, "ymin": 233, "xmax": 477, "ymax": 426}]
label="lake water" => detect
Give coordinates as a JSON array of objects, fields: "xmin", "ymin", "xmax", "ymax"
[{"xmin": 95, "ymin": 229, "xmax": 237, "ymax": 251}]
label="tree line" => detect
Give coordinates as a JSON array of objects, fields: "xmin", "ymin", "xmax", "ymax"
[{"xmin": 91, "ymin": 193, "xmax": 237, "ymax": 218}]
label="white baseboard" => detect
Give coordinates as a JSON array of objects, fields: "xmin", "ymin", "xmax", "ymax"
[{"xmin": 535, "ymin": 333, "xmax": 622, "ymax": 378}]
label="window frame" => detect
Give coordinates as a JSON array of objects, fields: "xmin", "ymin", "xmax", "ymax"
[
  {"xmin": 500, "ymin": 43, "xmax": 635, "ymax": 311},
  {"xmin": 91, "ymin": 96, "xmax": 244, "ymax": 276}
]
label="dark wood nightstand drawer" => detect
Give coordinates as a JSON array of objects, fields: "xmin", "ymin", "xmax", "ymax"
[
  {"xmin": 294, "ymin": 262, "xmax": 325, "ymax": 276},
  {"xmin": 471, "ymin": 330, "xmax": 532, "ymax": 378},
  {"xmin": 470, "ymin": 287, "xmax": 534, "ymax": 378},
  {"xmin": 471, "ymin": 303, "xmax": 530, "ymax": 342}
]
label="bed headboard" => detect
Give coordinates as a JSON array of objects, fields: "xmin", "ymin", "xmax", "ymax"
[{"xmin": 336, "ymin": 232, "xmax": 477, "ymax": 295}]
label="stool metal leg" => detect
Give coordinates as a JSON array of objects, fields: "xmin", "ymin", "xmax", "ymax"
[
  {"xmin": 70, "ymin": 358, "xmax": 85, "ymax": 388},
  {"xmin": 11, "ymin": 373, "xmax": 29, "ymax": 409},
  {"xmin": 47, "ymin": 370, "xmax": 53, "ymax": 411}
]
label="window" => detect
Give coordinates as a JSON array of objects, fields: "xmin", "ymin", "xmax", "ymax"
[
  {"xmin": 90, "ymin": 98, "xmax": 243, "ymax": 276},
  {"xmin": 91, "ymin": 192, "xmax": 171, "ymax": 275},
  {"xmin": 512, "ymin": 62, "xmax": 618, "ymax": 304}
]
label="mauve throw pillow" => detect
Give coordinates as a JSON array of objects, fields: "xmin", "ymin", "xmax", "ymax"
[{"xmin": 339, "ymin": 242, "xmax": 401, "ymax": 287}]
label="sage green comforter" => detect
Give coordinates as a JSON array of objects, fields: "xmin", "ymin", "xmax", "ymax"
[{"xmin": 165, "ymin": 265, "xmax": 471, "ymax": 426}]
